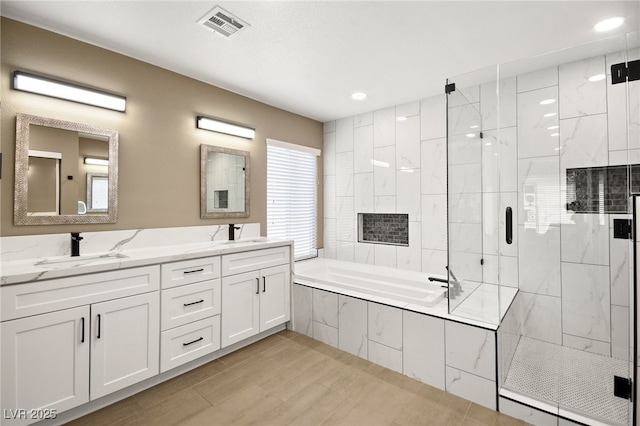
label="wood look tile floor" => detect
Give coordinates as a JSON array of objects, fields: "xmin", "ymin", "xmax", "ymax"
[{"xmin": 67, "ymin": 330, "xmax": 528, "ymax": 426}]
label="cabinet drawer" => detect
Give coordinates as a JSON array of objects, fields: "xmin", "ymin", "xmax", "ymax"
[
  {"xmin": 1, "ymin": 266, "xmax": 160, "ymax": 321},
  {"xmin": 160, "ymin": 315, "xmax": 220, "ymax": 373},
  {"xmin": 222, "ymin": 246, "xmax": 290, "ymax": 276},
  {"xmin": 161, "ymin": 279, "xmax": 221, "ymax": 330},
  {"xmin": 161, "ymin": 256, "xmax": 221, "ymax": 289}
]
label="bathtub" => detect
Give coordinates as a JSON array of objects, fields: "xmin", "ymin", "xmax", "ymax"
[{"xmin": 294, "ymin": 257, "xmax": 447, "ymax": 308}]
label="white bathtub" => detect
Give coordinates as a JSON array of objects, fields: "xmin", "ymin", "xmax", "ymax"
[{"xmin": 294, "ymin": 258, "xmax": 446, "ymax": 307}]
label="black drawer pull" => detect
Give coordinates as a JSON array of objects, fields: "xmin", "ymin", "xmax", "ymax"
[
  {"xmin": 183, "ymin": 337, "xmax": 204, "ymax": 347},
  {"xmin": 256, "ymin": 278, "xmax": 260, "ymax": 294},
  {"xmin": 262, "ymin": 276, "xmax": 266, "ymax": 292},
  {"xmin": 97, "ymin": 314, "xmax": 101, "ymax": 339},
  {"xmin": 81, "ymin": 317, "xmax": 85, "ymax": 343},
  {"xmin": 183, "ymin": 299, "xmax": 205, "ymax": 307},
  {"xmin": 183, "ymin": 268, "xmax": 205, "ymax": 275}
]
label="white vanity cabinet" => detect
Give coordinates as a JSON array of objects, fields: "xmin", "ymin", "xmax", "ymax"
[
  {"xmin": 90, "ymin": 292, "xmax": 160, "ymax": 399},
  {"xmin": 0, "ymin": 239, "xmax": 293, "ymax": 425},
  {"xmin": 0, "ymin": 266, "xmax": 160, "ymax": 425},
  {"xmin": 159, "ymin": 256, "xmax": 222, "ymax": 372},
  {"xmin": 0, "ymin": 307, "xmax": 90, "ymax": 422},
  {"xmin": 221, "ymin": 247, "xmax": 291, "ymax": 348}
]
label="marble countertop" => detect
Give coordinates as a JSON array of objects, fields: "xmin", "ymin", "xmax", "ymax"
[{"xmin": 1, "ymin": 237, "xmax": 293, "ymax": 286}]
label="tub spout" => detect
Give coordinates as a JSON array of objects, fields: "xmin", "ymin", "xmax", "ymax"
[{"xmin": 428, "ymin": 274, "xmax": 462, "ymax": 299}]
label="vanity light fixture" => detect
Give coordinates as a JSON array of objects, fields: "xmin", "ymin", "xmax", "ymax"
[
  {"xmin": 84, "ymin": 157, "xmax": 109, "ymax": 166},
  {"xmin": 196, "ymin": 116, "xmax": 255, "ymax": 139},
  {"xmin": 13, "ymin": 71, "xmax": 126, "ymax": 112}
]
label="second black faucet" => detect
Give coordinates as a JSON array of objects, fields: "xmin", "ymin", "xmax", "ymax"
[
  {"xmin": 228, "ymin": 224, "xmax": 240, "ymax": 241},
  {"xmin": 71, "ymin": 232, "xmax": 83, "ymax": 257}
]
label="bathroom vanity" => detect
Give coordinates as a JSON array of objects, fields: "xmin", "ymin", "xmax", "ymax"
[{"xmin": 0, "ymin": 236, "xmax": 293, "ymax": 426}]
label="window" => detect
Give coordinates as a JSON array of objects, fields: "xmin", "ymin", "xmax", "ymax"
[{"xmin": 267, "ymin": 138, "xmax": 320, "ymax": 260}]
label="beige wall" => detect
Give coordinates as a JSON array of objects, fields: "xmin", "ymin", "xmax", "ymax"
[{"xmin": 1, "ymin": 18, "xmax": 324, "ymax": 242}]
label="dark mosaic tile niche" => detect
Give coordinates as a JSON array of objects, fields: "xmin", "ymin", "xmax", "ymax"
[
  {"xmin": 566, "ymin": 164, "xmax": 640, "ymax": 213},
  {"xmin": 358, "ymin": 213, "xmax": 409, "ymax": 246}
]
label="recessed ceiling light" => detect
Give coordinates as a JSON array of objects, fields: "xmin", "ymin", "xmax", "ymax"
[
  {"xmin": 351, "ymin": 92, "xmax": 367, "ymax": 101},
  {"xmin": 470, "ymin": 125, "xmax": 479, "ymax": 129},
  {"xmin": 551, "ymin": 133, "xmax": 560, "ymax": 137},
  {"xmin": 466, "ymin": 133, "xmax": 475, "ymax": 138},
  {"xmin": 540, "ymin": 99, "xmax": 556, "ymax": 105},
  {"xmin": 547, "ymin": 125, "xmax": 559, "ymax": 130},
  {"xmin": 544, "ymin": 112, "xmax": 557, "ymax": 118},
  {"xmin": 594, "ymin": 17, "xmax": 624, "ymax": 32},
  {"xmin": 588, "ymin": 74, "xmax": 606, "ymax": 82}
]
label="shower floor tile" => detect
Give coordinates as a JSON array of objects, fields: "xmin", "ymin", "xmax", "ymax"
[{"xmin": 503, "ymin": 336, "xmax": 630, "ymax": 426}]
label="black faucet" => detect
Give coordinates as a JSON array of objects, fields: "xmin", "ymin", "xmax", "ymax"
[
  {"xmin": 228, "ymin": 224, "xmax": 240, "ymax": 241},
  {"xmin": 71, "ymin": 232, "xmax": 83, "ymax": 257}
]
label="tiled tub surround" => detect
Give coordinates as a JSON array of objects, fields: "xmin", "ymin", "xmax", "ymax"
[{"xmin": 294, "ymin": 258, "xmax": 518, "ymax": 410}]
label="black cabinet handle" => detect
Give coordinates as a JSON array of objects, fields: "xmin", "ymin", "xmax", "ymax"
[
  {"xmin": 183, "ymin": 268, "xmax": 204, "ymax": 275},
  {"xmin": 183, "ymin": 299, "xmax": 205, "ymax": 307},
  {"xmin": 262, "ymin": 276, "xmax": 266, "ymax": 292},
  {"xmin": 256, "ymin": 278, "xmax": 260, "ymax": 295},
  {"xmin": 183, "ymin": 337, "xmax": 204, "ymax": 347},
  {"xmin": 81, "ymin": 317, "xmax": 85, "ymax": 343},
  {"xmin": 506, "ymin": 207, "xmax": 513, "ymax": 245},
  {"xmin": 97, "ymin": 314, "xmax": 101, "ymax": 339}
]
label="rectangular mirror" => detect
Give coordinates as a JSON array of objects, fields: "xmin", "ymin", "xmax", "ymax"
[
  {"xmin": 200, "ymin": 144, "xmax": 249, "ymax": 218},
  {"xmin": 14, "ymin": 113, "xmax": 118, "ymax": 225}
]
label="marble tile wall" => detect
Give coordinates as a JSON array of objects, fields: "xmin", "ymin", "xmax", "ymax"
[
  {"xmin": 324, "ymin": 97, "xmax": 446, "ymax": 273},
  {"xmin": 511, "ymin": 49, "xmax": 639, "ymax": 358},
  {"xmin": 291, "ymin": 283, "xmax": 497, "ymax": 409}
]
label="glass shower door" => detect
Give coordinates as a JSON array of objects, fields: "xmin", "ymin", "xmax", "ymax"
[
  {"xmin": 495, "ymin": 31, "xmax": 638, "ymax": 426},
  {"xmin": 446, "ymin": 70, "xmax": 504, "ymax": 326}
]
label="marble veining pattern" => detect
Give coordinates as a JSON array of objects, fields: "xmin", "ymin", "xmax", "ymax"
[
  {"xmin": 559, "ymin": 56, "xmax": 607, "ymax": 119},
  {"xmin": 368, "ymin": 302, "xmax": 402, "ymax": 350},
  {"xmin": 337, "ymin": 295, "xmax": 368, "ymax": 358}
]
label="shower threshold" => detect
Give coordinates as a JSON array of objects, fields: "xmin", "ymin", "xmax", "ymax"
[{"xmin": 501, "ymin": 336, "xmax": 630, "ymax": 426}]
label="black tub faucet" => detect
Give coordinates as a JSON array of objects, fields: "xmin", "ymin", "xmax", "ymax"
[
  {"xmin": 71, "ymin": 232, "xmax": 83, "ymax": 257},
  {"xmin": 228, "ymin": 224, "xmax": 240, "ymax": 241}
]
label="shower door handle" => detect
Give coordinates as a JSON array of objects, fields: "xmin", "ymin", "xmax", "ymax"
[{"xmin": 506, "ymin": 207, "xmax": 513, "ymax": 245}]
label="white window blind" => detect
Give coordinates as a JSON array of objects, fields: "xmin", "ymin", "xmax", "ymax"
[{"xmin": 267, "ymin": 139, "xmax": 320, "ymax": 260}]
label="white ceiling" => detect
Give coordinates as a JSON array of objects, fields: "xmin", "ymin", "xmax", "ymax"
[{"xmin": 1, "ymin": 1, "xmax": 638, "ymax": 122}]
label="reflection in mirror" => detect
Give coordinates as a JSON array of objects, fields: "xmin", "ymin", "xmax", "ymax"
[
  {"xmin": 86, "ymin": 173, "xmax": 109, "ymax": 213},
  {"xmin": 14, "ymin": 113, "xmax": 118, "ymax": 225},
  {"xmin": 200, "ymin": 144, "xmax": 249, "ymax": 219}
]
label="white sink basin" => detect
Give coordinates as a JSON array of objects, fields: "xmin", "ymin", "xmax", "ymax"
[
  {"xmin": 36, "ymin": 252, "xmax": 128, "ymax": 265},
  {"xmin": 222, "ymin": 237, "xmax": 268, "ymax": 245}
]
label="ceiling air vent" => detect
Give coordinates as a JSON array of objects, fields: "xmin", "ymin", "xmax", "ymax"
[{"xmin": 199, "ymin": 6, "xmax": 249, "ymax": 38}]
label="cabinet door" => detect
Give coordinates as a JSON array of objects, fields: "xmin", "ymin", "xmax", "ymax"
[
  {"xmin": 259, "ymin": 264, "xmax": 291, "ymax": 331},
  {"xmin": 90, "ymin": 292, "xmax": 159, "ymax": 400},
  {"xmin": 221, "ymin": 271, "xmax": 259, "ymax": 348},
  {"xmin": 1, "ymin": 306, "xmax": 90, "ymax": 424}
]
